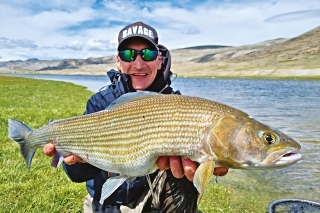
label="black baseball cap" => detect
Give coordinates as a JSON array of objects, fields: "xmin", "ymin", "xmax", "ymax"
[{"xmin": 118, "ymin": 21, "xmax": 159, "ymax": 50}]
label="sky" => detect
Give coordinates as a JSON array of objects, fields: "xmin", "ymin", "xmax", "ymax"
[{"xmin": 0, "ymin": 0, "xmax": 320, "ymax": 61}]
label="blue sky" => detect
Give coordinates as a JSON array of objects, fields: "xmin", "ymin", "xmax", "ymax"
[{"xmin": 0, "ymin": 0, "xmax": 319, "ymax": 61}]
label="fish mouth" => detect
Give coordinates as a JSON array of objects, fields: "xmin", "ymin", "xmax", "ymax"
[
  {"xmin": 274, "ymin": 151, "xmax": 302, "ymax": 166},
  {"xmin": 256, "ymin": 149, "xmax": 302, "ymax": 169}
]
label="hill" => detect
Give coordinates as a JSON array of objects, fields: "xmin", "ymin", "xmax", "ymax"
[
  {"xmin": 0, "ymin": 58, "xmax": 61, "ymax": 71},
  {"xmin": 236, "ymin": 26, "xmax": 320, "ymax": 60},
  {"xmin": 0, "ymin": 26, "xmax": 319, "ymax": 78},
  {"xmin": 170, "ymin": 26, "xmax": 320, "ymax": 77}
]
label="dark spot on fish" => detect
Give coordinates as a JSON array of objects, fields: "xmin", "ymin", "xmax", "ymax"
[
  {"xmin": 53, "ymin": 136, "xmax": 60, "ymax": 146},
  {"xmin": 86, "ymin": 154, "xmax": 89, "ymax": 159}
]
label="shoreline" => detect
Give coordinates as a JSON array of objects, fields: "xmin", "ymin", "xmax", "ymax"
[{"xmin": 1, "ymin": 68, "xmax": 320, "ymax": 80}]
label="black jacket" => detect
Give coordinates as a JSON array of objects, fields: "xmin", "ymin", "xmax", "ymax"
[{"xmin": 63, "ymin": 45, "xmax": 180, "ymax": 205}]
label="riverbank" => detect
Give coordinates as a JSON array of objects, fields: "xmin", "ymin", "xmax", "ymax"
[{"xmin": 1, "ymin": 67, "xmax": 320, "ymax": 80}]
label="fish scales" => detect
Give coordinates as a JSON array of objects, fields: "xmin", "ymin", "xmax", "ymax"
[{"xmin": 26, "ymin": 95, "xmax": 227, "ymax": 175}]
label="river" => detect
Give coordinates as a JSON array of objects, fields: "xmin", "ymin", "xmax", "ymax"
[{"xmin": 3, "ymin": 73, "xmax": 320, "ymax": 202}]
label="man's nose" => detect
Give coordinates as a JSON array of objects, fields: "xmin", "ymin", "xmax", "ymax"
[{"xmin": 133, "ymin": 55, "xmax": 144, "ymax": 69}]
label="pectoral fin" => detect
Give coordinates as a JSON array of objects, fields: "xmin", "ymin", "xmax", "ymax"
[
  {"xmin": 100, "ymin": 176, "xmax": 128, "ymax": 204},
  {"xmin": 193, "ymin": 160, "xmax": 215, "ymax": 204}
]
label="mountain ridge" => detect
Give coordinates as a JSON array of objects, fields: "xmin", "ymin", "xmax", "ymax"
[{"xmin": 0, "ymin": 26, "xmax": 319, "ymax": 77}]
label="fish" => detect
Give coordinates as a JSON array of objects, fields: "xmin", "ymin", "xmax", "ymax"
[{"xmin": 8, "ymin": 91, "xmax": 301, "ymax": 203}]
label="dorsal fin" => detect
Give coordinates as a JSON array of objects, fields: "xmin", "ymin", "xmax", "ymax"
[{"xmin": 106, "ymin": 91, "xmax": 163, "ymax": 110}]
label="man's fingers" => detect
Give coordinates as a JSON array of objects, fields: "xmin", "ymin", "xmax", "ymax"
[
  {"xmin": 64, "ymin": 155, "xmax": 86, "ymax": 165},
  {"xmin": 181, "ymin": 157, "xmax": 197, "ymax": 181},
  {"xmin": 156, "ymin": 156, "xmax": 170, "ymax": 170},
  {"xmin": 64, "ymin": 155, "xmax": 76, "ymax": 165},
  {"xmin": 43, "ymin": 143, "xmax": 55, "ymax": 157},
  {"xmin": 43, "ymin": 143, "xmax": 86, "ymax": 165},
  {"xmin": 214, "ymin": 167, "xmax": 229, "ymax": 176},
  {"xmin": 169, "ymin": 156, "xmax": 184, "ymax": 178}
]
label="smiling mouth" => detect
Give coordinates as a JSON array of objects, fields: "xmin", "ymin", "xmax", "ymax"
[{"xmin": 131, "ymin": 73, "xmax": 148, "ymax": 76}]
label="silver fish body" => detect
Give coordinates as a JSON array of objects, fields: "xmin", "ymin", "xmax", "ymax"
[{"xmin": 8, "ymin": 92, "xmax": 301, "ymax": 203}]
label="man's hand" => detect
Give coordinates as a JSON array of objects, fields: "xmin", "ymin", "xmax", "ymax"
[
  {"xmin": 43, "ymin": 143, "xmax": 85, "ymax": 164},
  {"xmin": 156, "ymin": 156, "xmax": 228, "ymax": 182}
]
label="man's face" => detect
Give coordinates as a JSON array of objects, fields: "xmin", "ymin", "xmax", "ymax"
[{"xmin": 116, "ymin": 38, "xmax": 162, "ymax": 90}]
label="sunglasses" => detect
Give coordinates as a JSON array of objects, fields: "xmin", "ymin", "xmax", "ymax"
[{"xmin": 118, "ymin": 48, "xmax": 158, "ymax": 62}]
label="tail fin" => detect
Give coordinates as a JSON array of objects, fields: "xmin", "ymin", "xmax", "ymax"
[{"xmin": 8, "ymin": 119, "xmax": 36, "ymax": 171}]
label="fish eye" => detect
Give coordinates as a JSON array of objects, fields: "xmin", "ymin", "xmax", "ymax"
[{"xmin": 264, "ymin": 133, "xmax": 276, "ymax": 145}]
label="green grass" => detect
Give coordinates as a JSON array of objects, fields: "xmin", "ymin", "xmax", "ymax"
[
  {"xmin": 0, "ymin": 76, "xmax": 273, "ymax": 212},
  {"xmin": 199, "ymin": 175, "xmax": 277, "ymax": 213},
  {"xmin": 0, "ymin": 76, "xmax": 93, "ymax": 212}
]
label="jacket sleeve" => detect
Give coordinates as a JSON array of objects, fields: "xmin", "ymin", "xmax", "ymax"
[{"xmin": 63, "ymin": 91, "xmax": 113, "ymax": 182}]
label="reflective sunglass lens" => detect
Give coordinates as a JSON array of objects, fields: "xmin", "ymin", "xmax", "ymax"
[
  {"xmin": 119, "ymin": 48, "xmax": 158, "ymax": 62},
  {"xmin": 119, "ymin": 50, "xmax": 135, "ymax": 62},
  {"xmin": 141, "ymin": 49, "xmax": 158, "ymax": 61}
]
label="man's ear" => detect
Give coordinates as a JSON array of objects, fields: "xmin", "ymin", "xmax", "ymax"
[{"xmin": 115, "ymin": 55, "xmax": 122, "ymax": 70}]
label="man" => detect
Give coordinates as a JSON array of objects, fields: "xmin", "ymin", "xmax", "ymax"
[{"xmin": 43, "ymin": 21, "xmax": 228, "ymax": 213}]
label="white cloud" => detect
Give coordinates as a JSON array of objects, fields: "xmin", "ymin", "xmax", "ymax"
[
  {"xmin": 152, "ymin": 0, "xmax": 320, "ymax": 48},
  {"xmin": 0, "ymin": 37, "xmax": 38, "ymax": 49},
  {"xmin": 183, "ymin": 26, "xmax": 201, "ymax": 35},
  {"xmin": 86, "ymin": 39, "xmax": 116, "ymax": 51},
  {"xmin": 0, "ymin": 0, "xmax": 96, "ymax": 12},
  {"xmin": 54, "ymin": 41, "xmax": 84, "ymax": 51},
  {"xmin": 0, "ymin": 0, "xmax": 320, "ymax": 61},
  {"xmin": 264, "ymin": 9, "xmax": 320, "ymax": 22}
]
